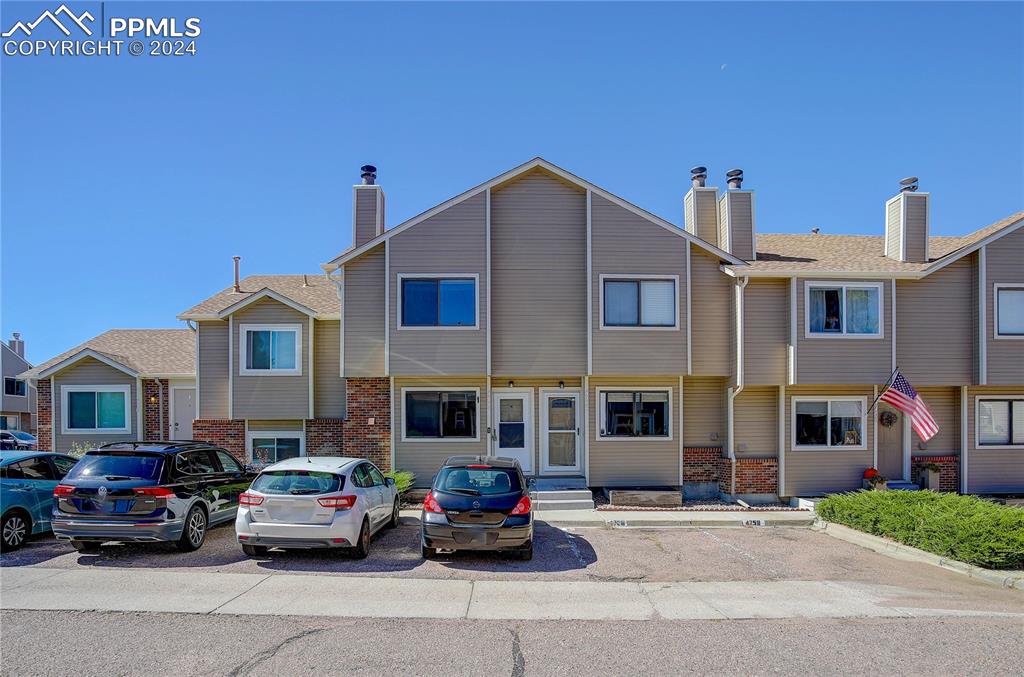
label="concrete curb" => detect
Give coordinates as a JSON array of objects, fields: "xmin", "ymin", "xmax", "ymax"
[
  {"xmin": 538, "ymin": 514, "xmax": 816, "ymax": 529},
  {"xmin": 813, "ymin": 520, "xmax": 1024, "ymax": 591}
]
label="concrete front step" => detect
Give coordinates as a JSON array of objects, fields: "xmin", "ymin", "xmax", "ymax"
[
  {"xmin": 532, "ymin": 498, "xmax": 597, "ymax": 511},
  {"xmin": 531, "ymin": 489, "xmax": 594, "ymax": 501}
]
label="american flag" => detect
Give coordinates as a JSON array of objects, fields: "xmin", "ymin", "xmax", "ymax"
[{"xmin": 879, "ymin": 370, "xmax": 939, "ymax": 442}]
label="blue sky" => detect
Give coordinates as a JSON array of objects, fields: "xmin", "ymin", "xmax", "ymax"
[{"xmin": 2, "ymin": 1, "xmax": 1022, "ymax": 364}]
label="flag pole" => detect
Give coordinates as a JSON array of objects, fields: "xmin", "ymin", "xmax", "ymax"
[{"xmin": 867, "ymin": 366, "xmax": 900, "ymax": 416}]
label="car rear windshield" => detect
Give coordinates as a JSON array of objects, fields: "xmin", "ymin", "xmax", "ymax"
[
  {"xmin": 435, "ymin": 467, "xmax": 521, "ymax": 495},
  {"xmin": 251, "ymin": 470, "xmax": 343, "ymax": 495},
  {"xmin": 65, "ymin": 453, "xmax": 164, "ymax": 482}
]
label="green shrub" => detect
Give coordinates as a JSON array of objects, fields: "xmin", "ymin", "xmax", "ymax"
[
  {"xmin": 384, "ymin": 470, "xmax": 415, "ymax": 494},
  {"xmin": 66, "ymin": 441, "xmax": 101, "ymax": 459},
  {"xmin": 817, "ymin": 490, "xmax": 1024, "ymax": 570}
]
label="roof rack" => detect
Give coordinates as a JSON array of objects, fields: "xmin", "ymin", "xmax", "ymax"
[{"xmin": 97, "ymin": 440, "xmax": 213, "ymax": 451}]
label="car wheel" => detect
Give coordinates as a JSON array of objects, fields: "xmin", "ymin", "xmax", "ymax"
[
  {"xmin": 351, "ymin": 517, "xmax": 371, "ymax": 559},
  {"xmin": 0, "ymin": 510, "xmax": 30, "ymax": 552},
  {"xmin": 71, "ymin": 540, "xmax": 101, "ymax": 553},
  {"xmin": 515, "ymin": 540, "xmax": 533, "ymax": 561},
  {"xmin": 386, "ymin": 499, "xmax": 400, "ymax": 529},
  {"xmin": 175, "ymin": 505, "xmax": 207, "ymax": 552},
  {"xmin": 241, "ymin": 544, "xmax": 267, "ymax": 557},
  {"xmin": 421, "ymin": 542, "xmax": 437, "ymax": 559}
]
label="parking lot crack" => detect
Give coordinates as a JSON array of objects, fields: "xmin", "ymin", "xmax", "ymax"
[
  {"xmin": 509, "ymin": 627, "xmax": 526, "ymax": 677},
  {"xmin": 227, "ymin": 627, "xmax": 326, "ymax": 676},
  {"xmin": 207, "ymin": 574, "xmax": 272, "ymax": 615}
]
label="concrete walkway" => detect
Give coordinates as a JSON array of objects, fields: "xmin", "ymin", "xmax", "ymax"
[
  {"xmin": 399, "ymin": 508, "xmax": 815, "ymax": 528},
  {"xmin": 2, "ymin": 567, "xmax": 1020, "ymax": 621}
]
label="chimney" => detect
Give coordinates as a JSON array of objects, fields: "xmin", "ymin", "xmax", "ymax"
[
  {"xmin": 717, "ymin": 169, "xmax": 757, "ymax": 261},
  {"xmin": 232, "ymin": 256, "xmax": 241, "ymax": 293},
  {"xmin": 353, "ymin": 164, "xmax": 385, "ymax": 248},
  {"xmin": 683, "ymin": 165, "xmax": 721, "ymax": 246},
  {"xmin": 8, "ymin": 332, "xmax": 24, "ymax": 358},
  {"xmin": 884, "ymin": 177, "xmax": 930, "ymax": 262}
]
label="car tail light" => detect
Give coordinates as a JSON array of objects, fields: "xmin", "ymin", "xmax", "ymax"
[
  {"xmin": 133, "ymin": 487, "xmax": 175, "ymax": 498},
  {"xmin": 239, "ymin": 492, "xmax": 264, "ymax": 506},
  {"xmin": 423, "ymin": 492, "xmax": 444, "ymax": 513},
  {"xmin": 54, "ymin": 484, "xmax": 74, "ymax": 497},
  {"xmin": 509, "ymin": 496, "xmax": 531, "ymax": 515},
  {"xmin": 317, "ymin": 495, "xmax": 356, "ymax": 510},
  {"xmin": 466, "ymin": 464, "xmax": 491, "ymax": 469}
]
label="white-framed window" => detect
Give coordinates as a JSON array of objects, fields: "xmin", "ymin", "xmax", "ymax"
[
  {"xmin": 600, "ymin": 275, "xmax": 679, "ymax": 329},
  {"xmin": 398, "ymin": 274, "xmax": 479, "ymax": 329},
  {"xmin": 976, "ymin": 398, "xmax": 1024, "ymax": 448},
  {"xmin": 994, "ymin": 284, "xmax": 1024, "ymax": 338},
  {"xmin": 402, "ymin": 388, "xmax": 480, "ymax": 441},
  {"xmin": 805, "ymin": 281, "xmax": 884, "ymax": 338},
  {"xmin": 246, "ymin": 431, "xmax": 306, "ymax": 465},
  {"xmin": 239, "ymin": 324, "xmax": 302, "ymax": 376},
  {"xmin": 597, "ymin": 388, "xmax": 672, "ymax": 440},
  {"xmin": 61, "ymin": 384, "xmax": 132, "ymax": 435},
  {"xmin": 0, "ymin": 415, "xmax": 19, "ymax": 431},
  {"xmin": 4, "ymin": 377, "xmax": 26, "ymax": 397},
  {"xmin": 791, "ymin": 397, "xmax": 867, "ymax": 450}
]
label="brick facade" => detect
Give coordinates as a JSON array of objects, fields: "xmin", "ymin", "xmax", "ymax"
[
  {"xmin": 192, "ymin": 419, "xmax": 246, "ymax": 462},
  {"xmin": 683, "ymin": 447, "xmax": 721, "ymax": 483},
  {"xmin": 911, "ymin": 455, "xmax": 959, "ymax": 493},
  {"xmin": 142, "ymin": 379, "xmax": 170, "ymax": 440},
  {"xmin": 342, "ymin": 377, "xmax": 391, "ymax": 471},
  {"xmin": 718, "ymin": 457, "xmax": 779, "ymax": 495},
  {"xmin": 37, "ymin": 378, "xmax": 52, "ymax": 451},
  {"xmin": 306, "ymin": 418, "xmax": 344, "ymax": 457}
]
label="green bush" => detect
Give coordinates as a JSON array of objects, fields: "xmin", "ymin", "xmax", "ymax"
[
  {"xmin": 384, "ymin": 470, "xmax": 415, "ymax": 494},
  {"xmin": 817, "ymin": 490, "xmax": 1024, "ymax": 570}
]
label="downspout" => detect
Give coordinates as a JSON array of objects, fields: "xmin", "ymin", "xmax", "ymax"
[{"xmin": 727, "ymin": 276, "xmax": 749, "ymax": 497}]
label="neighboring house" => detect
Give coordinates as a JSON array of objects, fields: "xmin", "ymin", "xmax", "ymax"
[
  {"xmin": 1, "ymin": 333, "xmax": 36, "ymax": 433},
  {"xmin": 176, "ymin": 275, "xmax": 344, "ymax": 468},
  {"xmin": 19, "ymin": 330, "xmax": 195, "ymax": 453}
]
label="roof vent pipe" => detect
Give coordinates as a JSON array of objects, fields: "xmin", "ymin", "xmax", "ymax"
[
  {"xmin": 899, "ymin": 176, "xmax": 919, "ymax": 193},
  {"xmin": 690, "ymin": 166, "xmax": 707, "ymax": 188},
  {"xmin": 233, "ymin": 256, "xmax": 241, "ymax": 293},
  {"xmin": 360, "ymin": 164, "xmax": 377, "ymax": 185},
  {"xmin": 726, "ymin": 168, "xmax": 744, "ymax": 190},
  {"xmin": 811, "ymin": 227, "xmax": 820, "ymax": 235}
]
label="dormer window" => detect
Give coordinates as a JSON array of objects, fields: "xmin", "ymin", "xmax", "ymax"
[{"xmin": 806, "ymin": 282, "xmax": 883, "ymax": 337}]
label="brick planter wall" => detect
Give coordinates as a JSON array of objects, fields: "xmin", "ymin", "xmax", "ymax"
[
  {"xmin": 306, "ymin": 418, "xmax": 344, "ymax": 457},
  {"xmin": 192, "ymin": 419, "xmax": 245, "ymax": 462},
  {"xmin": 683, "ymin": 447, "xmax": 721, "ymax": 483},
  {"xmin": 717, "ymin": 457, "xmax": 779, "ymax": 495},
  {"xmin": 142, "ymin": 379, "xmax": 170, "ymax": 440},
  {"xmin": 37, "ymin": 378, "xmax": 52, "ymax": 451},
  {"xmin": 342, "ymin": 377, "xmax": 391, "ymax": 471},
  {"xmin": 911, "ymin": 455, "xmax": 959, "ymax": 493}
]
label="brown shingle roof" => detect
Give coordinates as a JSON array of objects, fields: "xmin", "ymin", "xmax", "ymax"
[
  {"xmin": 178, "ymin": 274, "xmax": 339, "ymax": 319},
  {"xmin": 21, "ymin": 329, "xmax": 195, "ymax": 379},
  {"xmin": 738, "ymin": 211, "xmax": 1024, "ymax": 275}
]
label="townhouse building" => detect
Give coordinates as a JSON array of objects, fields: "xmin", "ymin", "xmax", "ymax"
[{"xmin": 2, "ymin": 333, "xmax": 35, "ymax": 433}]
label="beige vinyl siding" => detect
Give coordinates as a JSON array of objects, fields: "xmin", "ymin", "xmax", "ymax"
[
  {"xmin": 727, "ymin": 192, "xmax": 755, "ymax": 261},
  {"xmin": 783, "ymin": 385, "xmax": 875, "ymax": 496},
  {"xmin": 344, "ymin": 245, "xmax": 386, "ymax": 376},
  {"xmin": 966, "ymin": 386, "xmax": 1024, "ymax": 493},
  {"xmin": 247, "ymin": 420, "xmax": 303, "ymax": 432},
  {"xmin": 393, "ymin": 377, "xmax": 488, "ymax": 488},
  {"xmin": 314, "ymin": 320, "xmax": 345, "ymax": 418},
  {"xmin": 53, "ymin": 357, "xmax": 137, "ymax": 453},
  {"xmin": 591, "ymin": 194, "xmax": 687, "ymax": 375},
  {"xmin": 743, "ymin": 279, "xmax": 787, "ymax": 385},
  {"xmin": 903, "ymin": 193, "xmax": 928, "ymax": 263},
  {"xmin": 389, "ymin": 192, "xmax": 487, "ymax": 376},
  {"xmin": 491, "ymin": 170, "xmax": 586, "ymax": 375},
  {"xmin": 913, "ymin": 387, "xmax": 959, "ymax": 455},
  {"xmin": 683, "ymin": 376, "xmax": 726, "ymax": 447},
  {"xmin": 198, "ymin": 321, "xmax": 228, "ymax": 419},
  {"xmin": 986, "ymin": 227, "xmax": 1024, "ymax": 384},
  {"xmin": 589, "ymin": 377, "xmax": 680, "ymax": 487},
  {"xmin": 885, "ymin": 197, "xmax": 901, "ymax": 258},
  {"xmin": 796, "ymin": 279, "xmax": 892, "ymax": 384},
  {"xmin": 232, "ymin": 297, "xmax": 310, "ymax": 420},
  {"xmin": 689, "ymin": 250, "xmax": 732, "ymax": 376},
  {"xmin": 971, "ymin": 252, "xmax": 980, "ymax": 383},
  {"xmin": 733, "ymin": 387, "xmax": 777, "ymax": 458},
  {"xmin": 353, "ymin": 187, "xmax": 379, "ymax": 247},
  {"xmin": 896, "ymin": 259, "xmax": 974, "ymax": 385},
  {"xmin": 691, "ymin": 189, "xmax": 720, "ymax": 247}
]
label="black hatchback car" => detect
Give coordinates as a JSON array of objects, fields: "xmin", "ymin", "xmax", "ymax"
[
  {"xmin": 52, "ymin": 441, "xmax": 254, "ymax": 552},
  {"xmin": 421, "ymin": 456, "xmax": 533, "ymax": 560}
]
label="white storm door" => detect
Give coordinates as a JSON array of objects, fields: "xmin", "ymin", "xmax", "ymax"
[
  {"xmin": 172, "ymin": 388, "xmax": 196, "ymax": 440},
  {"xmin": 541, "ymin": 391, "xmax": 581, "ymax": 474},
  {"xmin": 492, "ymin": 390, "xmax": 533, "ymax": 474}
]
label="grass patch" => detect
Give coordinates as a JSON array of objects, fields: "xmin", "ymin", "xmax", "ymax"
[{"xmin": 817, "ymin": 490, "xmax": 1024, "ymax": 570}]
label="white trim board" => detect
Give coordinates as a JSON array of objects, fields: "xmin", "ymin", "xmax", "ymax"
[{"xmin": 37, "ymin": 348, "xmax": 140, "ymax": 380}]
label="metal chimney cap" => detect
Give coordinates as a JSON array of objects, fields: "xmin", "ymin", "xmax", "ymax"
[
  {"xmin": 12, "ymin": 332, "xmax": 21, "ymax": 340},
  {"xmin": 899, "ymin": 176, "xmax": 919, "ymax": 186},
  {"xmin": 811, "ymin": 227, "xmax": 821, "ymax": 235},
  {"xmin": 360, "ymin": 165, "xmax": 377, "ymax": 185},
  {"xmin": 690, "ymin": 166, "xmax": 708, "ymax": 175},
  {"xmin": 726, "ymin": 168, "xmax": 744, "ymax": 178}
]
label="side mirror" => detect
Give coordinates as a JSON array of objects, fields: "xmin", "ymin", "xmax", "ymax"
[{"xmin": 385, "ymin": 477, "xmax": 396, "ymax": 487}]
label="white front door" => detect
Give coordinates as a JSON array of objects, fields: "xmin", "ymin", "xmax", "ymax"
[
  {"xmin": 172, "ymin": 387, "xmax": 196, "ymax": 440},
  {"xmin": 492, "ymin": 390, "xmax": 533, "ymax": 474},
  {"xmin": 541, "ymin": 390, "xmax": 581, "ymax": 474}
]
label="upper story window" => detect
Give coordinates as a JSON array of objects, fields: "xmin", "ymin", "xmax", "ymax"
[
  {"xmin": 806, "ymin": 282, "xmax": 883, "ymax": 337},
  {"xmin": 399, "ymin": 275, "xmax": 478, "ymax": 329},
  {"xmin": 977, "ymin": 398, "xmax": 1023, "ymax": 447},
  {"xmin": 62, "ymin": 385, "xmax": 131, "ymax": 434},
  {"xmin": 995, "ymin": 285, "xmax": 1024, "ymax": 338},
  {"xmin": 598, "ymin": 389, "xmax": 671, "ymax": 438},
  {"xmin": 792, "ymin": 397, "xmax": 866, "ymax": 450},
  {"xmin": 602, "ymin": 277, "xmax": 678, "ymax": 328},
  {"xmin": 403, "ymin": 389, "xmax": 478, "ymax": 440},
  {"xmin": 4, "ymin": 378, "xmax": 26, "ymax": 397},
  {"xmin": 239, "ymin": 324, "xmax": 302, "ymax": 376}
]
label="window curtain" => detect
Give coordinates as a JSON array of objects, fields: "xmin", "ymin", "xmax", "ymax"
[
  {"xmin": 808, "ymin": 289, "xmax": 827, "ymax": 333},
  {"xmin": 829, "ymin": 400, "xmax": 863, "ymax": 446},
  {"xmin": 96, "ymin": 392, "xmax": 126, "ymax": 429},
  {"xmin": 270, "ymin": 331, "xmax": 296, "ymax": 369},
  {"xmin": 640, "ymin": 281, "xmax": 674, "ymax": 325},
  {"xmin": 846, "ymin": 288, "xmax": 879, "ymax": 334}
]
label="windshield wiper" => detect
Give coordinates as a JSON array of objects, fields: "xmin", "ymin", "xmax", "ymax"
[
  {"xmin": 446, "ymin": 488, "xmax": 481, "ymax": 496},
  {"xmin": 289, "ymin": 488, "xmax": 320, "ymax": 495}
]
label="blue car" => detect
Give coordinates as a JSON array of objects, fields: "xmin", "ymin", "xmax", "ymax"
[{"xmin": 1, "ymin": 451, "xmax": 79, "ymax": 551}]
